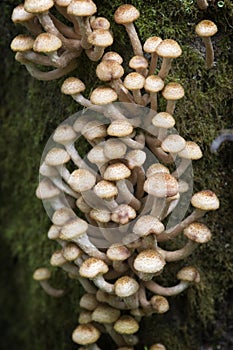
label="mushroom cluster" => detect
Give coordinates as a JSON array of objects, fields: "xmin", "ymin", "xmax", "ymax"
[{"xmin": 11, "ymin": 2, "xmax": 220, "ymax": 349}]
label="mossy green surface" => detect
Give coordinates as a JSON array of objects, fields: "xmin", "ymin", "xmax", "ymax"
[{"xmin": 1, "ymin": 0, "xmax": 232, "ymax": 349}]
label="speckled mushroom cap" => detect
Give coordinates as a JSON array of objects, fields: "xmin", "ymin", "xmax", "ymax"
[
  {"xmin": 88, "ymin": 29, "xmax": 113, "ymax": 47},
  {"xmin": 129, "ymin": 55, "xmax": 148, "ymax": 70},
  {"xmin": 45, "ymin": 147, "xmax": 70, "ymax": 166},
  {"xmin": 152, "ymin": 112, "xmax": 175, "ymax": 129},
  {"xmin": 94, "ymin": 180, "xmax": 118, "ymax": 199},
  {"xmin": 114, "ymin": 4, "xmax": 140, "ymax": 24},
  {"xmin": 59, "ymin": 218, "xmax": 88, "ymax": 240},
  {"xmin": 47, "ymin": 224, "xmax": 60, "ymax": 240},
  {"xmin": 36, "ymin": 178, "xmax": 60, "ymax": 199},
  {"xmin": 124, "ymin": 72, "xmax": 145, "ymax": 90},
  {"xmin": 72, "ymin": 323, "xmax": 100, "ymax": 345},
  {"xmin": 178, "ymin": 141, "xmax": 203, "ymax": 160},
  {"xmin": 183, "ymin": 222, "xmax": 212, "ymax": 243},
  {"xmin": 150, "ymin": 295, "xmax": 169, "ymax": 314},
  {"xmin": 61, "ymin": 77, "xmax": 86, "ymax": 95},
  {"xmin": 62, "ymin": 243, "xmax": 82, "ymax": 261},
  {"xmin": 91, "ymin": 17, "xmax": 111, "ymax": 30},
  {"xmin": 80, "ymin": 293, "xmax": 98, "ymax": 311},
  {"xmin": 89, "ymin": 208, "xmax": 111, "ymax": 223},
  {"xmin": 161, "ymin": 134, "xmax": 186, "ymax": 153},
  {"xmin": 150, "ymin": 344, "xmax": 167, "ymax": 350},
  {"xmin": 79, "ymin": 257, "xmax": 109, "ymax": 278},
  {"xmin": 195, "ymin": 20, "xmax": 218, "ymax": 37},
  {"xmin": 67, "ymin": 0, "xmax": 97, "ymax": 16},
  {"xmin": 33, "ymin": 33, "xmax": 62, "ymax": 53},
  {"xmin": 91, "ymin": 304, "xmax": 120, "ymax": 324},
  {"xmin": 87, "ymin": 145, "xmax": 107, "ymax": 165},
  {"xmin": 24, "ymin": 0, "xmax": 54, "ymax": 13},
  {"xmin": 156, "ymin": 39, "xmax": 182, "ymax": 58},
  {"xmin": 144, "ymin": 173, "xmax": 178, "ymax": 198},
  {"xmin": 107, "ymin": 120, "xmax": 134, "ymax": 137},
  {"xmin": 102, "ymin": 51, "xmax": 123, "ymax": 64},
  {"xmin": 177, "ymin": 266, "xmax": 200, "ymax": 283},
  {"xmin": 96, "ymin": 60, "xmax": 124, "ymax": 81},
  {"xmin": 111, "ymin": 204, "xmax": 136, "ymax": 224},
  {"xmin": 133, "ymin": 215, "xmax": 164, "ymax": 236},
  {"xmin": 113, "ymin": 315, "xmax": 139, "ymax": 334},
  {"xmin": 144, "ymin": 75, "xmax": 164, "ymax": 93},
  {"xmin": 10, "ymin": 34, "xmax": 34, "ymax": 51},
  {"xmin": 50, "ymin": 250, "xmax": 67, "ymax": 266},
  {"xmin": 81, "ymin": 120, "xmax": 107, "ymax": 140},
  {"xmin": 53, "ymin": 124, "xmax": 77, "ymax": 145},
  {"xmin": 125, "ymin": 149, "xmax": 146, "ymax": 169},
  {"xmin": 143, "ymin": 36, "xmax": 162, "ymax": 53},
  {"xmin": 106, "ymin": 243, "xmax": 131, "ymax": 261},
  {"xmin": 56, "ymin": 0, "xmax": 71, "ymax": 6},
  {"xmin": 133, "ymin": 249, "xmax": 166, "ymax": 274},
  {"xmin": 114, "ymin": 276, "xmax": 139, "ymax": 297},
  {"xmin": 52, "ymin": 207, "xmax": 75, "ymax": 226},
  {"xmin": 103, "ymin": 163, "xmax": 131, "ymax": 181},
  {"xmin": 11, "ymin": 4, "xmax": 35, "ymax": 22},
  {"xmin": 191, "ymin": 190, "xmax": 220, "ymax": 211},
  {"xmin": 146, "ymin": 163, "xmax": 170, "ymax": 178},
  {"xmin": 68, "ymin": 169, "xmax": 96, "ymax": 192},
  {"xmin": 162, "ymin": 82, "xmax": 185, "ymax": 100},
  {"xmin": 90, "ymin": 86, "xmax": 118, "ymax": 105},
  {"xmin": 76, "ymin": 196, "xmax": 91, "ymax": 214},
  {"xmin": 33, "ymin": 267, "xmax": 51, "ymax": 281},
  {"xmin": 103, "ymin": 139, "xmax": 127, "ymax": 159}
]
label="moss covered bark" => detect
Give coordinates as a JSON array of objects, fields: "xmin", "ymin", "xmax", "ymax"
[{"xmin": 1, "ymin": 0, "xmax": 232, "ymax": 349}]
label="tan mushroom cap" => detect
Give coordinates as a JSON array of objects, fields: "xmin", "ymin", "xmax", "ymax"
[
  {"xmin": 125, "ymin": 149, "xmax": 146, "ymax": 169},
  {"xmin": 178, "ymin": 141, "xmax": 203, "ymax": 160},
  {"xmin": 67, "ymin": 0, "xmax": 97, "ymax": 16},
  {"xmin": 150, "ymin": 344, "xmax": 166, "ymax": 350},
  {"xmin": 152, "ymin": 112, "xmax": 175, "ymax": 129},
  {"xmin": 33, "ymin": 267, "xmax": 51, "ymax": 281},
  {"xmin": 80, "ymin": 293, "xmax": 98, "ymax": 310},
  {"xmin": 184, "ymin": 222, "xmax": 211, "ymax": 244},
  {"xmin": 90, "ymin": 86, "xmax": 118, "ymax": 105},
  {"xmin": 45, "ymin": 147, "xmax": 70, "ymax": 166},
  {"xmin": 146, "ymin": 163, "xmax": 170, "ymax": 178},
  {"xmin": 114, "ymin": 4, "xmax": 140, "ymax": 24},
  {"xmin": 111, "ymin": 204, "xmax": 136, "ymax": 224},
  {"xmin": 191, "ymin": 190, "xmax": 220, "ymax": 211},
  {"xmin": 78, "ymin": 310, "xmax": 92, "ymax": 324},
  {"xmin": 87, "ymin": 145, "xmax": 107, "ymax": 165},
  {"xmin": 113, "ymin": 315, "xmax": 139, "ymax": 334},
  {"xmin": 79, "ymin": 257, "xmax": 109, "ymax": 278},
  {"xmin": 11, "ymin": 4, "xmax": 35, "ymax": 22},
  {"xmin": 106, "ymin": 243, "xmax": 131, "ymax": 261},
  {"xmin": 94, "ymin": 180, "xmax": 118, "ymax": 199},
  {"xmin": 88, "ymin": 29, "xmax": 113, "ymax": 47},
  {"xmin": 144, "ymin": 75, "xmax": 164, "ymax": 93},
  {"xmin": 129, "ymin": 55, "xmax": 148, "ymax": 70},
  {"xmin": 36, "ymin": 178, "xmax": 60, "ymax": 199},
  {"xmin": 92, "ymin": 304, "xmax": 120, "ymax": 324},
  {"xmin": 96, "ymin": 60, "xmax": 124, "ymax": 82},
  {"xmin": 53, "ymin": 124, "xmax": 77, "ymax": 145},
  {"xmin": 144, "ymin": 173, "xmax": 179, "ymax": 198},
  {"xmin": 150, "ymin": 295, "xmax": 169, "ymax": 314},
  {"xmin": 52, "ymin": 207, "xmax": 75, "ymax": 226},
  {"xmin": 39, "ymin": 162, "xmax": 58, "ymax": 177},
  {"xmin": 61, "ymin": 77, "xmax": 86, "ymax": 95},
  {"xmin": 195, "ymin": 20, "xmax": 218, "ymax": 37},
  {"xmin": 89, "ymin": 208, "xmax": 111, "ymax": 223},
  {"xmin": 10, "ymin": 34, "xmax": 34, "ymax": 51},
  {"xmin": 161, "ymin": 134, "xmax": 186, "ymax": 153},
  {"xmin": 162, "ymin": 82, "xmax": 185, "ymax": 100},
  {"xmin": 50, "ymin": 250, "xmax": 67, "ymax": 266},
  {"xmin": 133, "ymin": 249, "xmax": 166, "ymax": 274},
  {"xmin": 156, "ymin": 39, "xmax": 182, "ymax": 58},
  {"xmin": 104, "ymin": 163, "xmax": 131, "ymax": 181},
  {"xmin": 177, "ymin": 266, "xmax": 200, "ymax": 283},
  {"xmin": 81, "ymin": 120, "xmax": 107, "ymax": 140},
  {"xmin": 143, "ymin": 36, "xmax": 163, "ymax": 53},
  {"xmin": 24, "ymin": 0, "xmax": 54, "ymax": 13},
  {"xmin": 124, "ymin": 72, "xmax": 145, "ymax": 90},
  {"xmin": 72, "ymin": 323, "xmax": 100, "ymax": 345},
  {"xmin": 33, "ymin": 33, "xmax": 62, "ymax": 53},
  {"xmin": 102, "ymin": 51, "xmax": 123, "ymax": 64},
  {"xmin": 68, "ymin": 169, "xmax": 96, "ymax": 192},
  {"xmin": 48, "ymin": 225, "xmax": 60, "ymax": 240},
  {"xmin": 104, "ymin": 138, "xmax": 127, "ymax": 159},
  {"xmin": 55, "ymin": 0, "xmax": 71, "ymax": 6},
  {"xmin": 114, "ymin": 276, "xmax": 139, "ymax": 297},
  {"xmin": 60, "ymin": 218, "xmax": 88, "ymax": 240},
  {"xmin": 62, "ymin": 243, "xmax": 82, "ymax": 261},
  {"xmin": 107, "ymin": 120, "xmax": 134, "ymax": 137},
  {"xmin": 133, "ymin": 215, "xmax": 164, "ymax": 236},
  {"xmin": 76, "ymin": 196, "xmax": 91, "ymax": 214},
  {"xmin": 91, "ymin": 17, "xmax": 111, "ymax": 30}
]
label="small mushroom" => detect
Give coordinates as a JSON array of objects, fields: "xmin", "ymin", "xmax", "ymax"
[
  {"xmin": 72, "ymin": 323, "xmax": 101, "ymax": 346},
  {"xmin": 156, "ymin": 39, "xmax": 182, "ymax": 80},
  {"xmin": 195, "ymin": 20, "xmax": 218, "ymax": 69},
  {"xmin": 162, "ymin": 82, "xmax": 185, "ymax": 115},
  {"xmin": 33, "ymin": 267, "xmax": 64, "ymax": 297},
  {"xmin": 143, "ymin": 36, "xmax": 162, "ymax": 75}
]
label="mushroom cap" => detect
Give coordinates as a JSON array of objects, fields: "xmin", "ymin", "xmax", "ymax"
[
  {"xmin": 114, "ymin": 4, "xmax": 140, "ymax": 24},
  {"xmin": 33, "ymin": 33, "xmax": 62, "ymax": 53},
  {"xmin": 156, "ymin": 39, "xmax": 182, "ymax": 58},
  {"xmin": 150, "ymin": 295, "xmax": 169, "ymax": 314},
  {"xmin": 125, "ymin": 149, "xmax": 146, "ymax": 169},
  {"xmin": 47, "ymin": 224, "xmax": 60, "ymax": 240},
  {"xmin": 90, "ymin": 86, "xmax": 117, "ymax": 105},
  {"xmin": 152, "ymin": 112, "xmax": 175, "ymax": 129},
  {"xmin": 107, "ymin": 120, "xmax": 134, "ymax": 137},
  {"xmin": 39, "ymin": 162, "xmax": 58, "ymax": 177},
  {"xmin": 67, "ymin": 0, "xmax": 97, "ymax": 16},
  {"xmin": 91, "ymin": 16, "xmax": 110, "ymax": 30},
  {"xmin": 92, "ymin": 304, "xmax": 120, "ymax": 324},
  {"xmin": 78, "ymin": 310, "xmax": 92, "ymax": 324},
  {"xmin": 89, "ymin": 208, "xmax": 111, "ymax": 223},
  {"xmin": 68, "ymin": 169, "xmax": 96, "ymax": 192},
  {"xmin": 24, "ymin": 0, "xmax": 54, "ymax": 13},
  {"xmin": 11, "ymin": 4, "xmax": 35, "ymax": 22},
  {"xmin": 124, "ymin": 72, "xmax": 145, "ymax": 90},
  {"xmin": 191, "ymin": 190, "xmax": 220, "ymax": 211},
  {"xmin": 103, "ymin": 163, "xmax": 131, "ymax": 181},
  {"xmin": 88, "ymin": 29, "xmax": 113, "ymax": 47},
  {"xmin": 133, "ymin": 215, "xmax": 164, "ymax": 236},
  {"xmin": 36, "ymin": 178, "xmax": 60, "ymax": 199},
  {"xmin": 161, "ymin": 134, "xmax": 186, "ymax": 154},
  {"xmin": 87, "ymin": 145, "xmax": 108, "ymax": 165},
  {"xmin": 96, "ymin": 60, "xmax": 124, "ymax": 81},
  {"xmin": 195, "ymin": 20, "xmax": 218, "ymax": 37},
  {"xmin": 129, "ymin": 55, "xmax": 148, "ymax": 70},
  {"xmin": 10, "ymin": 34, "xmax": 34, "ymax": 52},
  {"xmin": 45, "ymin": 147, "xmax": 70, "ymax": 166},
  {"xmin": 144, "ymin": 75, "xmax": 164, "ymax": 93},
  {"xmin": 76, "ymin": 196, "xmax": 91, "ymax": 214},
  {"xmin": 150, "ymin": 344, "xmax": 166, "ymax": 350},
  {"xmin": 72, "ymin": 323, "xmax": 100, "ymax": 345},
  {"xmin": 33, "ymin": 267, "xmax": 51, "ymax": 281},
  {"xmin": 56, "ymin": 0, "xmax": 71, "ymax": 6},
  {"xmin": 113, "ymin": 315, "xmax": 139, "ymax": 334},
  {"xmin": 146, "ymin": 163, "xmax": 170, "ymax": 178},
  {"xmin": 62, "ymin": 243, "xmax": 82, "ymax": 261},
  {"xmin": 73, "ymin": 115, "xmax": 94, "ymax": 133},
  {"xmin": 133, "ymin": 249, "xmax": 166, "ymax": 274},
  {"xmin": 52, "ymin": 207, "xmax": 75, "ymax": 226},
  {"xmin": 80, "ymin": 293, "xmax": 98, "ymax": 310},
  {"xmin": 177, "ymin": 266, "xmax": 200, "ymax": 283},
  {"xmin": 53, "ymin": 124, "xmax": 77, "ymax": 145},
  {"xmin": 143, "ymin": 36, "xmax": 163, "ymax": 53},
  {"xmin": 106, "ymin": 243, "xmax": 131, "ymax": 261},
  {"xmin": 111, "ymin": 204, "xmax": 136, "ymax": 224},
  {"xmin": 82, "ymin": 120, "xmax": 107, "ymax": 140},
  {"xmin": 60, "ymin": 218, "xmax": 88, "ymax": 240},
  {"xmin": 162, "ymin": 82, "xmax": 185, "ymax": 100},
  {"xmin": 144, "ymin": 173, "xmax": 178, "ymax": 198},
  {"xmin": 102, "ymin": 51, "xmax": 123, "ymax": 64},
  {"xmin": 50, "ymin": 250, "xmax": 67, "ymax": 266},
  {"xmin": 61, "ymin": 77, "xmax": 86, "ymax": 95},
  {"xmin": 103, "ymin": 138, "xmax": 127, "ymax": 159},
  {"xmin": 114, "ymin": 276, "xmax": 139, "ymax": 297},
  {"xmin": 79, "ymin": 257, "xmax": 109, "ymax": 278},
  {"xmin": 178, "ymin": 141, "xmax": 203, "ymax": 160},
  {"xmin": 183, "ymin": 222, "xmax": 212, "ymax": 243},
  {"xmin": 94, "ymin": 180, "xmax": 118, "ymax": 199}
]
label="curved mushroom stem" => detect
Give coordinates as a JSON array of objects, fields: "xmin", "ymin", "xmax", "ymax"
[
  {"xmin": 50, "ymin": 14, "xmax": 81, "ymax": 39},
  {"xmin": 144, "ymin": 280, "xmax": 189, "ymax": 296},
  {"xmin": 157, "ymin": 240, "xmax": 198, "ymax": 262},
  {"xmin": 133, "ymin": 166, "xmax": 145, "ymax": 199},
  {"xmin": 116, "ymin": 180, "xmax": 141, "ymax": 211},
  {"xmin": 50, "ymin": 176, "xmax": 79, "ymax": 198},
  {"xmin": 92, "ymin": 275, "xmax": 114, "ymax": 294},
  {"xmin": 145, "ymin": 134, "xmax": 174, "ymax": 164},
  {"xmin": 39, "ymin": 280, "xmax": 65, "ymax": 297},
  {"xmin": 96, "ymin": 290, "xmax": 128, "ymax": 310},
  {"xmin": 73, "ymin": 233, "xmax": 109, "ymax": 263},
  {"xmin": 124, "ymin": 23, "xmax": 143, "ymax": 56},
  {"xmin": 201, "ymin": 36, "xmax": 215, "ymax": 69},
  {"xmin": 210, "ymin": 129, "xmax": 233, "ymax": 153}
]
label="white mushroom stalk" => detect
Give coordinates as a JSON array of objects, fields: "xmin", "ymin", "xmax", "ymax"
[{"xmin": 33, "ymin": 267, "xmax": 65, "ymax": 297}]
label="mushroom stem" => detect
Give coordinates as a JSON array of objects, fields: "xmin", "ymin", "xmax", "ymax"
[
  {"xmin": 124, "ymin": 23, "xmax": 143, "ymax": 56},
  {"xmin": 202, "ymin": 36, "xmax": 215, "ymax": 69},
  {"xmin": 144, "ymin": 280, "xmax": 189, "ymax": 296},
  {"xmin": 157, "ymin": 240, "xmax": 198, "ymax": 262},
  {"xmin": 116, "ymin": 180, "xmax": 141, "ymax": 211},
  {"xmin": 148, "ymin": 52, "xmax": 159, "ymax": 75},
  {"xmin": 171, "ymin": 158, "xmax": 192, "ymax": 178},
  {"xmin": 39, "ymin": 280, "xmax": 65, "ymax": 297},
  {"xmin": 105, "ymin": 324, "xmax": 127, "ymax": 347},
  {"xmin": 158, "ymin": 58, "xmax": 173, "ymax": 80}
]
